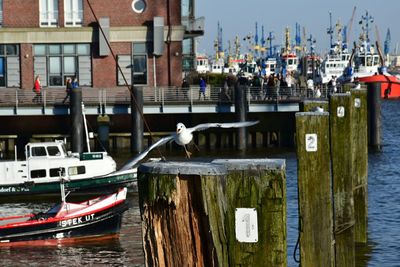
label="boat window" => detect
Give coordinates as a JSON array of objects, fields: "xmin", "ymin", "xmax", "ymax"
[
  {"xmin": 367, "ymin": 57, "xmax": 372, "ymax": 66},
  {"xmin": 32, "ymin": 146, "xmax": 47, "ymax": 157},
  {"xmin": 50, "ymin": 167, "xmax": 65, "ymax": 177},
  {"xmin": 288, "ymin": 59, "xmax": 293, "ymax": 65},
  {"xmin": 31, "ymin": 169, "xmax": 47, "ymax": 178},
  {"xmin": 68, "ymin": 166, "xmax": 85, "ymax": 176},
  {"xmin": 47, "ymin": 146, "xmax": 61, "ymax": 156}
]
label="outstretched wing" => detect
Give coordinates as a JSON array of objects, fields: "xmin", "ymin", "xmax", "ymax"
[
  {"xmin": 119, "ymin": 135, "xmax": 174, "ymax": 171},
  {"xmin": 189, "ymin": 120, "xmax": 259, "ymax": 132}
]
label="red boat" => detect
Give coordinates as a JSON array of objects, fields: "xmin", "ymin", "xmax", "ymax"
[
  {"xmin": 0, "ymin": 187, "xmax": 128, "ymax": 244},
  {"xmin": 359, "ymin": 74, "xmax": 400, "ymax": 99}
]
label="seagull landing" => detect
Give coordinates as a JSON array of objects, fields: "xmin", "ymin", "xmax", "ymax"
[{"xmin": 119, "ymin": 120, "xmax": 259, "ymax": 170}]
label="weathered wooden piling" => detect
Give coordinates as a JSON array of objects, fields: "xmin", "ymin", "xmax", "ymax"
[
  {"xmin": 131, "ymin": 86, "xmax": 144, "ymax": 154},
  {"xmin": 212, "ymin": 159, "xmax": 287, "ymax": 267},
  {"xmin": 299, "ymin": 99, "xmax": 329, "ymax": 112},
  {"xmin": 351, "ymin": 88, "xmax": 369, "ymax": 243},
  {"xmin": 296, "ymin": 112, "xmax": 334, "ymax": 267},
  {"xmin": 367, "ymin": 82, "xmax": 382, "ymax": 151},
  {"xmin": 138, "ymin": 159, "xmax": 286, "ymax": 267},
  {"xmin": 70, "ymin": 88, "xmax": 83, "ymax": 153},
  {"xmin": 329, "ymin": 92, "xmax": 355, "ymax": 266}
]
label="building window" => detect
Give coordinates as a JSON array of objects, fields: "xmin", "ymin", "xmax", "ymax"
[
  {"xmin": 40, "ymin": 0, "xmax": 59, "ymax": 27},
  {"xmin": 33, "ymin": 44, "xmax": 91, "ymax": 87},
  {"xmin": 133, "ymin": 43, "xmax": 147, "ymax": 85},
  {"xmin": 64, "ymin": 0, "xmax": 83, "ymax": 27},
  {"xmin": 0, "ymin": 44, "xmax": 20, "ymax": 87},
  {"xmin": 117, "ymin": 43, "xmax": 148, "ymax": 86}
]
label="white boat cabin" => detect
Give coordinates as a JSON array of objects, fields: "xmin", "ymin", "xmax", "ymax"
[
  {"xmin": 0, "ymin": 141, "xmax": 116, "ymax": 186},
  {"xmin": 321, "ymin": 52, "xmax": 351, "ymax": 84}
]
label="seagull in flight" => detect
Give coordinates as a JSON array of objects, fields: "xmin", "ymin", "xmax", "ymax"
[{"xmin": 119, "ymin": 120, "xmax": 259, "ymax": 171}]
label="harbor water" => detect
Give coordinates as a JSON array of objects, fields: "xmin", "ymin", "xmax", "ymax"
[{"xmin": 1, "ymin": 100, "xmax": 400, "ymax": 266}]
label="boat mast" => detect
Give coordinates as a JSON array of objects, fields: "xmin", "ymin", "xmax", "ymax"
[
  {"xmin": 327, "ymin": 11, "xmax": 334, "ymax": 53},
  {"xmin": 82, "ymin": 102, "xmax": 91, "ymax": 153}
]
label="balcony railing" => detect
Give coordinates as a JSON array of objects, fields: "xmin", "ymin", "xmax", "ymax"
[{"xmin": 0, "ymin": 85, "xmax": 334, "ymax": 110}]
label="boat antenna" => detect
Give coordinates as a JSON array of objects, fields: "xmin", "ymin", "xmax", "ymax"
[{"xmin": 81, "ymin": 102, "xmax": 91, "ymax": 153}]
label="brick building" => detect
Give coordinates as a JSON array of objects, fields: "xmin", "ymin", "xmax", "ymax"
[{"xmin": 0, "ymin": 0, "xmax": 203, "ymax": 90}]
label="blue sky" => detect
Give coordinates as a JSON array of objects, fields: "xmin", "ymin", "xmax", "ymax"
[{"xmin": 195, "ymin": 0, "xmax": 399, "ymax": 56}]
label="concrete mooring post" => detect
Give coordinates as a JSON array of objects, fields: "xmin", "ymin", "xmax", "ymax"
[
  {"xmin": 296, "ymin": 112, "xmax": 334, "ymax": 267},
  {"xmin": 351, "ymin": 88, "xmax": 369, "ymax": 243},
  {"xmin": 70, "ymin": 88, "xmax": 83, "ymax": 153},
  {"xmin": 138, "ymin": 159, "xmax": 286, "ymax": 267},
  {"xmin": 329, "ymin": 92, "xmax": 355, "ymax": 266}
]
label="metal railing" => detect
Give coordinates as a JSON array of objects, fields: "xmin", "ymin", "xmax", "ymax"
[{"xmin": 0, "ymin": 85, "xmax": 334, "ymax": 109}]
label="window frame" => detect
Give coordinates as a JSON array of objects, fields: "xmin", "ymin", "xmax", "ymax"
[
  {"xmin": 39, "ymin": 0, "xmax": 59, "ymax": 27},
  {"xmin": 64, "ymin": 0, "xmax": 83, "ymax": 27},
  {"xmin": 132, "ymin": 42, "xmax": 148, "ymax": 85},
  {"xmin": 0, "ymin": 44, "xmax": 20, "ymax": 87},
  {"xmin": 33, "ymin": 44, "xmax": 91, "ymax": 87}
]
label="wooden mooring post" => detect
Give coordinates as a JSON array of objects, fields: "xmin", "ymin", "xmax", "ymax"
[
  {"xmin": 296, "ymin": 111, "xmax": 334, "ymax": 267},
  {"xmin": 351, "ymin": 88, "xmax": 368, "ymax": 243},
  {"xmin": 299, "ymin": 99, "xmax": 329, "ymax": 112},
  {"xmin": 329, "ymin": 92, "xmax": 355, "ymax": 266},
  {"xmin": 137, "ymin": 159, "xmax": 286, "ymax": 267}
]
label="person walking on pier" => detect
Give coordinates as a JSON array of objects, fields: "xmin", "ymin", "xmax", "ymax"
[
  {"xmin": 199, "ymin": 77, "xmax": 206, "ymax": 100},
  {"xmin": 32, "ymin": 75, "xmax": 42, "ymax": 103},
  {"xmin": 62, "ymin": 78, "xmax": 73, "ymax": 104},
  {"xmin": 182, "ymin": 78, "xmax": 189, "ymax": 100},
  {"xmin": 72, "ymin": 77, "xmax": 79, "ymax": 89}
]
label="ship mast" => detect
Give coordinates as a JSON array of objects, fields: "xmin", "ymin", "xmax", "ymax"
[
  {"xmin": 327, "ymin": 11, "xmax": 334, "ymax": 53},
  {"xmin": 284, "ymin": 27, "xmax": 291, "ymax": 54}
]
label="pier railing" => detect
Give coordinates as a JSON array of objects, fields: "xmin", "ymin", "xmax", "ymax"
[{"xmin": 0, "ymin": 85, "xmax": 334, "ymax": 108}]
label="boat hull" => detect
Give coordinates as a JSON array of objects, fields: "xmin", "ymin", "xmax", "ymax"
[
  {"xmin": 359, "ymin": 74, "xmax": 400, "ymax": 99},
  {"xmin": 0, "ymin": 171, "xmax": 136, "ymax": 197},
  {"xmin": 0, "ymin": 201, "xmax": 128, "ymax": 244}
]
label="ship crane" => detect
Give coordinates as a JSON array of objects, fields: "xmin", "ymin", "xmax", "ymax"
[
  {"xmin": 384, "ymin": 28, "xmax": 391, "ymax": 55},
  {"xmin": 261, "ymin": 25, "xmax": 266, "ymax": 57},
  {"xmin": 294, "ymin": 23, "xmax": 302, "ymax": 55},
  {"xmin": 343, "ymin": 6, "xmax": 357, "ymax": 50}
]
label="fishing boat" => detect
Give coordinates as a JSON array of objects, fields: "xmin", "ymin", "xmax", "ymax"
[
  {"xmin": 0, "ymin": 187, "xmax": 128, "ymax": 244},
  {"xmin": 339, "ymin": 11, "xmax": 382, "ymax": 83},
  {"xmin": 320, "ymin": 48, "xmax": 351, "ymax": 84},
  {"xmin": 0, "ymin": 140, "xmax": 136, "ymax": 196},
  {"xmin": 195, "ymin": 55, "xmax": 210, "ymax": 73}
]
